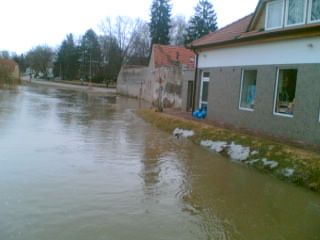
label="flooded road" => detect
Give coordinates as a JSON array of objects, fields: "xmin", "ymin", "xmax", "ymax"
[{"xmin": 0, "ymin": 85, "xmax": 320, "ymax": 240}]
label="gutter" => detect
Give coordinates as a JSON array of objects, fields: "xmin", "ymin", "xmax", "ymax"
[{"xmin": 191, "ymin": 47, "xmax": 199, "ymax": 113}]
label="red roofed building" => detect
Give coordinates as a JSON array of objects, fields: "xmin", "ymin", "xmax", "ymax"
[
  {"xmin": 189, "ymin": 0, "xmax": 320, "ymax": 145},
  {"xmin": 117, "ymin": 44, "xmax": 196, "ymax": 110},
  {"xmin": 151, "ymin": 44, "xmax": 195, "ymax": 70}
]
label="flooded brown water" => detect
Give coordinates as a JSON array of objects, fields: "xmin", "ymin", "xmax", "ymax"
[{"xmin": 0, "ymin": 85, "xmax": 320, "ymax": 240}]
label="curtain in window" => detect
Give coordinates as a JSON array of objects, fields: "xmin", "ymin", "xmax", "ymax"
[
  {"xmin": 287, "ymin": 0, "xmax": 305, "ymax": 25},
  {"xmin": 267, "ymin": 0, "xmax": 284, "ymax": 29},
  {"xmin": 311, "ymin": 0, "xmax": 320, "ymax": 21}
]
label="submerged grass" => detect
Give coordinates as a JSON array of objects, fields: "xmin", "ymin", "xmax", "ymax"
[{"xmin": 137, "ymin": 109, "xmax": 320, "ymax": 193}]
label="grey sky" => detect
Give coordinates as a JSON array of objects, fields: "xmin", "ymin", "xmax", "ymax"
[{"xmin": 0, "ymin": 0, "xmax": 258, "ymax": 54}]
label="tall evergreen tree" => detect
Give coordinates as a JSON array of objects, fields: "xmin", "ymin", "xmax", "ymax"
[
  {"xmin": 185, "ymin": 0, "xmax": 218, "ymax": 44},
  {"xmin": 54, "ymin": 34, "xmax": 80, "ymax": 80},
  {"xmin": 149, "ymin": 0, "xmax": 171, "ymax": 45},
  {"xmin": 80, "ymin": 29, "xmax": 102, "ymax": 82}
]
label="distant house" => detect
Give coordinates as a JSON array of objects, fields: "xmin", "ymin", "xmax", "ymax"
[
  {"xmin": 117, "ymin": 44, "xmax": 195, "ymax": 110},
  {"xmin": 0, "ymin": 59, "xmax": 20, "ymax": 79},
  {"xmin": 189, "ymin": 0, "xmax": 320, "ymax": 145}
]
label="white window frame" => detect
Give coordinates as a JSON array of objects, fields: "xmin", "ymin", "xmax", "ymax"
[
  {"xmin": 199, "ymin": 71, "xmax": 210, "ymax": 109},
  {"xmin": 239, "ymin": 69, "xmax": 257, "ymax": 112},
  {"xmin": 285, "ymin": 0, "xmax": 308, "ymax": 27},
  {"xmin": 308, "ymin": 0, "xmax": 320, "ymax": 23},
  {"xmin": 265, "ymin": 0, "xmax": 285, "ymax": 30},
  {"xmin": 273, "ymin": 68, "xmax": 296, "ymax": 118}
]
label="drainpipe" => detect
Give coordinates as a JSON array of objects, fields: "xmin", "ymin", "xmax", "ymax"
[{"xmin": 191, "ymin": 48, "xmax": 199, "ymax": 113}]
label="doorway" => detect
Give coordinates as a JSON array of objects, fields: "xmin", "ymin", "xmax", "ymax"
[{"xmin": 186, "ymin": 80, "xmax": 194, "ymax": 112}]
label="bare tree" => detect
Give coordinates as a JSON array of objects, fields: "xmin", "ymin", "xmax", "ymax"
[
  {"xmin": 170, "ymin": 15, "xmax": 187, "ymax": 46},
  {"xmin": 99, "ymin": 16, "xmax": 150, "ymax": 67},
  {"xmin": 26, "ymin": 45, "xmax": 53, "ymax": 78}
]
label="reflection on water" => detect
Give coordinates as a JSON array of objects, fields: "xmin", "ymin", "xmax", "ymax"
[{"xmin": 0, "ymin": 85, "xmax": 320, "ymax": 240}]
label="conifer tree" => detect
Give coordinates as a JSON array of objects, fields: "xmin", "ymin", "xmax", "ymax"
[
  {"xmin": 149, "ymin": 0, "xmax": 172, "ymax": 45},
  {"xmin": 185, "ymin": 0, "xmax": 218, "ymax": 44},
  {"xmin": 54, "ymin": 34, "xmax": 80, "ymax": 80}
]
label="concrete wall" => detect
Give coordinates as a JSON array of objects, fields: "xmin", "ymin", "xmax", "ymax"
[
  {"xmin": 117, "ymin": 66, "xmax": 149, "ymax": 98},
  {"xmin": 198, "ymin": 64, "xmax": 320, "ymax": 145},
  {"xmin": 117, "ymin": 65, "xmax": 195, "ymax": 109}
]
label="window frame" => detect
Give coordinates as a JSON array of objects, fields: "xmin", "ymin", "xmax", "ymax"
[
  {"xmin": 273, "ymin": 68, "xmax": 297, "ymax": 118},
  {"xmin": 265, "ymin": 0, "xmax": 286, "ymax": 30},
  {"xmin": 284, "ymin": 0, "xmax": 308, "ymax": 27},
  {"xmin": 308, "ymin": 0, "xmax": 320, "ymax": 23},
  {"xmin": 199, "ymin": 71, "xmax": 210, "ymax": 109},
  {"xmin": 239, "ymin": 69, "xmax": 257, "ymax": 112}
]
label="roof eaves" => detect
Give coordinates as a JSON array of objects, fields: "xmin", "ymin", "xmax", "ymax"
[{"xmin": 191, "ymin": 24, "xmax": 320, "ymax": 50}]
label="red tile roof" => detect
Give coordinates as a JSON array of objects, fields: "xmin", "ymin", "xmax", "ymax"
[
  {"xmin": 153, "ymin": 44, "xmax": 196, "ymax": 69},
  {"xmin": 191, "ymin": 14, "xmax": 254, "ymax": 48},
  {"xmin": 191, "ymin": 12, "xmax": 320, "ymax": 49}
]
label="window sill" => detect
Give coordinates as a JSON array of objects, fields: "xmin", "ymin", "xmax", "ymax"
[
  {"xmin": 273, "ymin": 112, "xmax": 294, "ymax": 118},
  {"xmin": 239, "ymin": 107, "xmax": 254, "ymax": 112}
]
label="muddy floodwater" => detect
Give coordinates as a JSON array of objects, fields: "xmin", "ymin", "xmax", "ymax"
[{"xmin": 1, "ymin": 85, "xmax": 320, "ymax": 240}]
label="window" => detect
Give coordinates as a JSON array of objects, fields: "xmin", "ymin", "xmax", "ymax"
[
  {"xmin": 239, "ymin": 70, "xmax": 257, "ymax": 111},
  {"xmin": 285, "ymin": 0, "xmax": 307, "ymax": 26},
  {"xmin": 266, "ymin": 0, "xmax": 285, "ymax": 29},
  {"xmin": 199, "ymin": 72, "xmax": 210, "ymax": 109},
  {"xmin": 309, "ymin": 0, "xmax": 320, "ymax": 22},
  {"xmin": 274, "ymin": 69, "xmax": 298, "ymax": 116}
]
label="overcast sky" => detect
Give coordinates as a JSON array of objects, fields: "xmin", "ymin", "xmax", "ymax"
[{"xmin": 0, "ymin": 0, "xmax": 258, "ymax": 54}]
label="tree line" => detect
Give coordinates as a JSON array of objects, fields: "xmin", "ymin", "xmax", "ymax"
[{"xmin": 1, "ymin": 0, "xmax": 217, "ymax": 83}]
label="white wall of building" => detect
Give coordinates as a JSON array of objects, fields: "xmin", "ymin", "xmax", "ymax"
[{"xmin": 198, "ymin": 36, "xmax": 320, "ymax": 68}]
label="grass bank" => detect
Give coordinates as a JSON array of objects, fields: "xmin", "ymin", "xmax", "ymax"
[{"xmin": 137, "ymin": 109, "xmax": 320, "ymax": 193}]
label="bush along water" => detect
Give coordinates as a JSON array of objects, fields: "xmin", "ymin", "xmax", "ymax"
[
  {"xmin": 137, "ymin": 109, "xmax": 320, "ymax": 192},
  {"xmin": 0, "ymin": 64, "xmax": 20, "ymax": 89}
]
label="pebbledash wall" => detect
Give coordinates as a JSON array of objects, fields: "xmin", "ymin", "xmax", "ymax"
[
  {"xmin": 195, "ymin": 37, "xmax": 320, "ymax": 145},
  {"xmin": 117, "ymin": 65, "xmax": 194, "ymax": 109}
]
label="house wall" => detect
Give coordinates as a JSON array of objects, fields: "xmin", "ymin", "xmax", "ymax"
[
  {"xmin": 150, "ymin": 67, "xmax": 195, "ymax": 109},
  {"xmin": 198, "ymin": 37, "xmax": 320, "ymax": 68},
  {"xmin": 199, "ymin": 64, "xmax": 320, "ymax": 145}
]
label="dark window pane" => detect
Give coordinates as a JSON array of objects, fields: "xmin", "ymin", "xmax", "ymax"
[
  {"xmin": 203, "ymin": 72, "xmax": 210, "ymax": 78},
  {"xmin": 202, "ymin": 82, "xmax": 209, "ymax": 102},
  {"xmin": 276, "ymin": 69, "xmax": 297, "ymax": 115}
]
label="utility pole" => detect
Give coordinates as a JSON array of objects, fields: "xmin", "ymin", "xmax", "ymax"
[{"xmin": 89, "ymin": 53, "xmax": 92, "ymax": 88}]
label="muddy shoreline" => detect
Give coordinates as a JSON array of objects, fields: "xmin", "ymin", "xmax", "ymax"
[{"xmin": 138, "ymin": 109, "xmax": 320, "ymax": 193}]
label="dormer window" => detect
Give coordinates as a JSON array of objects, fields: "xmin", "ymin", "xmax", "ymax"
[
  {"xmin": 309, "ymin": 0, "xmax": 320, "ymax": 23},
  {"xmin": 266, "ymin": 0, "xmax": 285, "ymax": 29},
  {"xmin": 265, "ymin": 0, "xmax": 320, "ymax": 30},
  {"xmin": 285, "ymin": 0, "xmax": 307, "ymax": 26}
]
